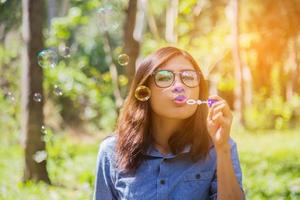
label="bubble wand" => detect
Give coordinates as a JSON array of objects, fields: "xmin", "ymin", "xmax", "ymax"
[{"xmin": 186, "ymin": 98, "xmax": 217, "ymax": 107}]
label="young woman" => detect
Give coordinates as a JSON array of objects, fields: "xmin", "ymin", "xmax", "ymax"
[{"xmin": 93, "ymin": 47, "xmax": 245, "ymax": 200}]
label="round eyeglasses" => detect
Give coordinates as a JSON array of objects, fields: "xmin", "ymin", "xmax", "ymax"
[{"xmin": 152, "ymin": 69, "xmax": 201, "ymax": 88}]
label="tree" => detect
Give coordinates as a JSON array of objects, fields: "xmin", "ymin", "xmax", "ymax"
[
  {"xmin": 231, "ymin": 0, "xmax": 245, "ymax": 125},
  {"xmin": 21, "ymin": 0, "xmax": 50, "ymax": 183},
  {"xmin": 0, "ymin": 0, "xmax": 21, "ymax": 42},
  {"xmin": 165, "ymin": 0, "xmax": 178, "ymax": 43},
  {"xmin": 124, "ymin": 0, "xmax": 141, "ymax": 88}
]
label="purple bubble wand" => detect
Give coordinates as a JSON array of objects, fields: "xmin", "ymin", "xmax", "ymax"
[{"xmin": 186, "ymin": 98, "xmax": 217, "ymax": 107}]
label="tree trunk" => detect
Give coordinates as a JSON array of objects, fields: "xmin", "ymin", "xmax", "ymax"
[
  {"xmin": 22, "ymin": 0, "xmax": 50, "ymax": 183},
  {"xmin": 103, "ymin": 31, "xmax": 124, "ymax": 110},
  {"xmin": 232, "ymin": 0, "xmax": 245, "ymax": 125},
  {"xmin": 147, "ymin": 3, "xmax": 160, "ymax": 41},
  {"xmin": 165, "ymin": 0, "xmax": 178, "ymax": 43},
  {"xmin": 291, "ymin": 37, "xmax": 300, "ymax": 95},
  {"xmin": 124, "ymin": 0, "xmax": 141, "ymax": 88}
]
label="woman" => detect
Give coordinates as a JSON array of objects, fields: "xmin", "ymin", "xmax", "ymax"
[{"xmin": 94, "ymin": 47, "xmax": 245, "ymax": 200}]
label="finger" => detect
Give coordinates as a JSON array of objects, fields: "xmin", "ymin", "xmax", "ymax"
[
  {"xmin": 213, "ymin": 113, "xmax": 232, "ymax": 127},
  {"xmin": 209, "ymin": 97, "xmax": 232, "ymax": 117},
  {"xmin": 207, "ymin": 95, "xmax": 222, "ymax": 108},
  {"xmin": 208, "ymin": 105, "xmax": 214, "ymax": 121},
  {"xmin": 212, "ymin": 103, "xmax": 226, "ymax": 117},
  {"xmin": 212, "ymin": 111, "xmax": 223, "ymax": 122},
  {"xmin": 209, "ymin": 99, "xmax": 226, "ymax": 110},
  {"xmin": 222, "ymin": 103, "xmax": 232, "ymax": 118},
  {"xmin": 208, "ymin": 95, "xmax": 224, "ymax": 101},
  {"xmin": 213, "ymin": 102, "xmax": 232, "ymax": 118},
  {"xmin": 208, "ymin": 100, "xmax": 225, "ymax": 120}
]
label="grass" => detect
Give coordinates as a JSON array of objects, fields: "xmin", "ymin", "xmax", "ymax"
[
  {"xmin": 232, "ymin": 128, "xmax": 300, "ymax": 200},
  {"xmin": 0, "ymin": 124, "xmax": 300, "ymax": 199},
  {"xmin": 0, "ymin": 129, "xmax": 105, "ymax": 200}
]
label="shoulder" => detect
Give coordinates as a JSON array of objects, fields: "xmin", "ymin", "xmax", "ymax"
[
  {"xmin": 228, "ymin": 137, "xmax": 237, "ymax": 148},
  {"xmin": 98, "ymin": 134, "xmax": 117, "ymax": 160}
]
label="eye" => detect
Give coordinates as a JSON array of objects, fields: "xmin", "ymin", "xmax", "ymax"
[
  {"xmin": 156, "ymin": 71, "xmax": 172, "ymax": 81},
  {"xmin": 182, "ymin": 71, "xmax": 197, "ymax": 80},
  {"xmin": 157, "ymin": 76, "xmax": 171, "ymax": 81}
]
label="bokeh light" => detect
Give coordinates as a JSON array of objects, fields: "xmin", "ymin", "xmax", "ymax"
[{"xmin": 32, "ymin": 150, "xmax": 47, "ymax": 163}]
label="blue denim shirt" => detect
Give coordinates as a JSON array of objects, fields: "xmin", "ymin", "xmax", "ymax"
[{"xmin": 93, "ymin": 135, "xmax": 245, "ymax": 200}]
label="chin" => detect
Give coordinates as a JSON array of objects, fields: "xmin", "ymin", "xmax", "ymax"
[{"xmin": 165, "ymin": 111, "xmax": 195, "ymax": 120}]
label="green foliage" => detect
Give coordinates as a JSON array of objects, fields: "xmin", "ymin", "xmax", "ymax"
[
  {"xmin": 234, "ymin": 130, "xmax": 300, "ymax": 199},
  {"xmin": 244, "ymin": 94, "xmax": 300, "ymax": 130},
  {"xmin": 217, "ymin": 75, "xmax": 235, "ymax": 91},
  {"xmin": 41, "ymin": 0, "xmax": 129, "ymax": 131},
  {"xmin": 0, "ymin": 124, "xmax": 102, "ymax": 200},
  {"xmin": 0, "ymin": 0, "xmax": 21, "ymax": 33}
]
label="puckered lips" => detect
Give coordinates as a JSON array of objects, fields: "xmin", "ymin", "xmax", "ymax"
[{"xmin": 173, "ymin": 95, "xmax": 187, "ymax": 105}]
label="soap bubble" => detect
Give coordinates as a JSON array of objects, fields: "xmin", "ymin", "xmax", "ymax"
[
  {"xmin": 33, "ymin": 150, "xmax": 47, "ymax": 163},
  {"xmin": 53, "ymin": 85, "xmax": 63, "ymax": 96},
  {"xmin": 96, "ymin": 5, "xmax": 120, "ymax": 32},
  {"xmin": 118, "ymin": 54, "xmax": 129, "ymax": 66},
  {"xmin": 58, "ymin": 45, "xmax": 71, "ymax": 58},
  {"xmin": 33, "ymin": 93, "xmax": 42, "ymax": 102},
  {"xmin": 135, "ymin": 85, "xmax": 151, "ymax": 102},
  {"xmin": 41, "ymin": 125, "xmax": 47, "ymax": 135},
  {"xmin": 38, "ymin": 49, "xmax": 58, "ymax": 68},
  {"xmin": 41, "ymin": 125, "xmax": 53, "ymax": 142},
  {"xmin": 5, "ymin": 91, "xmax": 15, "ymax": 102}
]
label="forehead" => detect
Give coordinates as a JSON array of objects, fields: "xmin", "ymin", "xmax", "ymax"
[{"xmin": 158, "ymin": 55, "xmax": 195, "ymax": 71}]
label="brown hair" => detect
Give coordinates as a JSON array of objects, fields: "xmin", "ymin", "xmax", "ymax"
[{"xmin": 115, "ymin": 46, "xmax": 212, "ymax": 173}]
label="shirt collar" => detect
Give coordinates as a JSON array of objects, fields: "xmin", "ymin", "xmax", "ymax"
[{"xmin": 143, "ymin": 144, "xmax": 191, "ymax": 159}]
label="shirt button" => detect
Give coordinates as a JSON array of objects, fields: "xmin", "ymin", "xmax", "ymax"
[
  {"xmin": 160, "ymin": 179, "xmax": 166, "ymax": 185},
  {"xmin": 195, "ymin": 174, "xmax": 201, "ymax": 179}
]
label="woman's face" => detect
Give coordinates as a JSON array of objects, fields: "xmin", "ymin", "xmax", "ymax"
[{"xmin": 149, "ymin": 55, "xmax": 200, "ymax": 120}]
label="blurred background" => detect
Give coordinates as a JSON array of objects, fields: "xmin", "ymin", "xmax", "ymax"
[{"xmin": 0, "ymin": 0, "xmax": 300, "ymax": 199}]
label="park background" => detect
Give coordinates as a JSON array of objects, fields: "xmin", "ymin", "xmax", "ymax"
[{"xmin": 1, "ymin": 0, "xmax": 300, "ymax": 199}]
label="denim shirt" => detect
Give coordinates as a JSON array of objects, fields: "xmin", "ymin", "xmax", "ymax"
[{"xmin": 93, "ymin": 135, "xmax": 245, "ymax": 200}]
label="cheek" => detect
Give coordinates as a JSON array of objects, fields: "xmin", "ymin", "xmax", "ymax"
[
  {"xmin": 188, "ymin": 87, "xmax": 200, "ymax": 99},
  {"xmin": 149, "ymin": 88, "xmax": 168, "ymax": 112}
]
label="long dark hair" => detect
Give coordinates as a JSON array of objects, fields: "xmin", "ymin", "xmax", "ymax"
[{"xmin": 115, "ymin": 46, "xmax": 212, "ymax": 173}]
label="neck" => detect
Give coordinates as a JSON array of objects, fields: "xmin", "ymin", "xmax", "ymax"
[{"xmin": 151, "ymin": 113, "xmax": 185, "ymax": 155}]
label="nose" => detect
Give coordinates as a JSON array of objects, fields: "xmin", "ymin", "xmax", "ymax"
[
  {"xmin": 172, "ymin": 86, "xmax": 185, "ymax": 93},
  {"xmin": 171, "ymin": 73, "xmax": 185, "ymax": 93}
]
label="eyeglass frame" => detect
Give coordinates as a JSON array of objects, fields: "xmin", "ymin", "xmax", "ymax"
[{"xmin": 151, "ymin": 69, "xmax": 201, "ymax": 88}]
